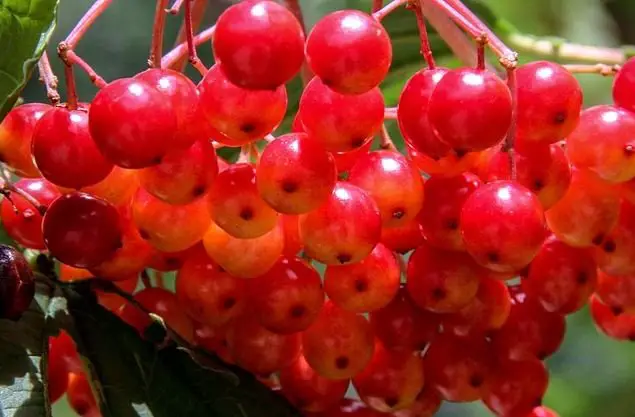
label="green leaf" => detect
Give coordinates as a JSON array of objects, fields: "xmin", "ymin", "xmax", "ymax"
[
  {"xmin": 0, "ymin": 281, "xmax": 69, "ymax": 417},
  {"xmin": 0, "ymin": 0, "xmax": 59, "ymax": 121},
  {"xmin": 65, "ymin": 287, "xmax": 302, "ymax": 417}
]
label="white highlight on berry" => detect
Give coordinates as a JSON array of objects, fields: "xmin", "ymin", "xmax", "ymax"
[
  {"xmin": 497, "ymin": 186, "xmax": 512, "ymax": 201},
  {"xmin": 601, "ymin": 110, "xmax": 619, "ymax": 124},
  {"xmin": 250, "ymin": 3, "xmax": 266, "ymax": 17},
  {"xmin": 341, "ymin": 15, "xmax": 363, "ymax": 31},
  {"xmin": 335, "ymin": 186, "xmax": 352, "ymax": 201},
  {"xmin": 128, "ymin": 82, "xmax": 145, "ymax": 97},
  {"xmin": 380, "ymin": 157, "xmax": 400, "ymax": 172},
  {"xmin": 70, "ymin": 113, "xmax": 83, "ymax": 123},
  {"xmin": 462, "ymin": 73, "xmax": 484, "ymax": 86},
  {"xmin": 536, "ymin": 66, "xmax": 554, "ymax": 80}
]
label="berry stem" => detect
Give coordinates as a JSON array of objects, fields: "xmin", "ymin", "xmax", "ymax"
[
  {"xmin": 425, "ymin": 0, "xmax": 484, "ymax": 41},
  {"xmin": 149, "ymin": 0, "xmax": 170, "ymax": 68},
  {"xmin": 141, "ymin": 270, "xmax": 152, "ymax": 289},
  {"xmin": 166, "ymin": 0, "xmax": 185, "ymax": 14},
  {"xmin": 264, "ymin": 134, "xmax": 277, "ymax": 143},
  {"xmin": 65, "ymin": 0, "xmax": 113, "ymax": 49},
  {"xmin": 212, "ymin": 141, "xmax": 226, "ymax": 150},
  {"xmin": 413, "ymin": 3, "xmax": 436, "ymax": 69},
  {"xmin": 0, "ymin": 169, "xmax": 46, "ymax": 216},
  {"xmin": 155, "ymin": 271, "xmax": 166, "ymax": 289},
  {"xmin": 476, "ymin": 35, "xmax": 487, "ymax": 70},
  {"xmin": 169, "ymin": 0, "xmax": 207, "ymax": 71},
  {"xmin": 373, "ymin": 0, "xmax": 409, "ymax": 21},
  {"xmin": 161, "ymin": 24, "xmax": 215, "ymax": 69},
  {"xmin": 384, "ymin": 106, "xmax": 398, "ymax": 120},
  {"xmin": 502, "ymin": 66, "xmax": 518, "ymax": 180},
  {"xmin": 184, "ymin": 0, "xmax": 207, "ymax": 75},
  {"xmin": 563, "ymin": 63, "xmax": 621, "ymax": 76},
  {"xmin": 283, "ymin": 0, "xmax": 313, "ymax": 85},
  {"xmin": 379, "ymin": 125, "xmax": 397, "ymax": 151},
  {"xmin": 238, "ymin": 144, "xmax": 252, "ymax": 164},
  {"xmin": 372, "ymin": 0, "xmax": 383, "ymax": 13},
  {"xmin": 37, "ymin": 52, "xmax": 60, "ymax": 105},
  {"xmin": 63, "ymin": 50, "xmax": 108, "ymax": 88},
  {"xmin": 63, "ymin": 64, "xmax": 79, "ymax": 111}
]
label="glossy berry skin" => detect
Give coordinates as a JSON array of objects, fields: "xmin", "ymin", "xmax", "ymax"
[
  {"xmin": 43, "ymin": 193, "xmax": 122, "ymax": 268},
  {"xmin": 406, "ymin": 242, "xmax": 480, "ymax": 313},
  {"xmin": 198, "ymin": 65, "xmax": 287, "ymax": 146},
  {"xmin": 407, "ymin": 144, "xmax": 479, "ymax": 177},
  {"xmin": 393, "ymin": 385, "xmax": 442, "ymax": 417},
  {"xmin": 523, "ymin": 235, "xmax": 597, "ymax": 315},
  {"xmin": 595, "ymin": 199, "xmax": 635, "ymax": 276},
  {"xmin": 349, "ymin": 151, "xmax": 424, "ymax": 228},
  {"xmin": 419, "ymin": 172, "xmax": 481, "ymax": 251},
  {"xmin": 300, "ymin": 182, "xmax": 381, "ymax": 265},
  {"xmin": 567, "ymin": 105, "xmax": 635, "ymax": 183},
  {"xmin": 612, "ymin": 56, "xmax": 635, "ymax": 113},
  {"xmin": 324, "ymin": 243, "xmax": 400, "ymax": 313},
  {"xmin": 0, "ymin": 245, "xmax": 35, "ymax": 321},
  {"xmin": 299, "ymin": 77, "xmax": 384, "ymax": 152},
  {"xmin": 527, "ymin": 406, "xmax": 560, "ymax": 417},
  {"xmin": 209, "ymin": 163, "xmax": 278, "ymax": 239},
  {"xmin": 397, "ymin": 68, "xmax": 451, "ymax": 160},
  {"xmin": 516, "ymin": 61, "xmax": 582, "ymax": 144},
  {"xmin": 67, "ymin": 372, "xmax": 99, "ymax": 417},
  {"xmin": 213, "ymin": 0, "xmax": 304, "ymax": 90},
  {"xmin": 257, "ymin": 133, "xmax": 337, "ymax": 214},
  {"xmin": 305, "ymin": 10, "xmax": 391, "ymax": 94},
  {"xmin": 546, "ymin": 168, "xmax": 621, "ymax": 248},
  {"xmin": 0, "ymin": 178, "xmax": 60, "ymax": 249},
  {"xmin": 63, "ymin": 166, "xmax": 138, "ymax": 207},
  {"xmin": 135, "ymin": 68, "xmax": 200, "ymax": 149},
  {"xmin": 32, "ymin": 107, "xmax": 113, "ymax": 189},
  {"xmin": 203, "ymin": 220, "xmax": 284, "ymax": 278},
  {"xmin": 596, "ymin": 271, "xmax": 635, "ymax": 315},
  {"xmin": 138, "ymin": 139, "xmax": 218, "ymax": 205},
  {"xmin": 332, "ymin": 140, "xmax": 373, "ymax": 173},
  {"xmin": 194, "ymin": 322, "xmax": 234, "ymax": 364},
  {"xmin": 483, "ymin": 358, "xmax": 549, "ymax": 417},
  {"xmin": 248, "ymin": 256, "xmax": 323, "ymax": 334},
  {"xmin": 370, "ymin": 288, "xmax": 439, "ymax": 353},
  {"xmin": 48, "ymin": 331, "xmax": 81, "ymax": 403},
  {"xmin": 461, "ymin": 181, "xmax": 546, "ymax": 272},
  {"xmin": 227, "ymin": 312, "xmax": 302, "ymax": 375},
  {"xmin": 428, "ymin": 68, "xmax": 512, "ymax": 153},
  {"xmin": 96, "ymin": 275, "xmax": 138, "ymax": 312},
  {"xmin": 302, "ymin": 300, "xmax": 375, "ymax": 380},
  {"xmin": 89, "ymin": 77, "xmax": 178, "ymax": 168},
  {"xmin": 282, "ymin": 214, "xmax": 303, "ymax": 256},
  {"xmin": 0, "ymin": 103, "xmax": 50, "ymax": 177},
  {"xmin": 175, "ymin": 247, "xmax": 246, "ymax": 327},
  {"xmin": 353, "ymin": 340, "xmax": 425, "ymax": 412},
  {"xmin": 590, "ymin": 294, "xmax": 635, "ymax": 341},
  {"xmin": 279, "ymin": 353, "xmax": 349, "ymax": 412},
  {"xmin": 132, "ymin": 187, "xmax": 211, "ymax": 253},
  {"xmin": 423, "ymin": 333, "xmax": 492, "ymax": 402},
  {"xmin": 379, "ymin": 218, "xmax": 426, "ymax": 254}
]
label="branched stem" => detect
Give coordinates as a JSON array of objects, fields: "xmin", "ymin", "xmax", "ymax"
[
  {"xmin": 149, "ymin": 0, "xmax": 170, "ymax": 68},
  {"xmin": 64, "ymin": 50, "xmax": 107, "ymax": 87},
  {"xmin": 183, "ymin": 0, "xmax": 207, "ymax": 75},
  {"xmin": 502, "ymin": 67, "xmax": 517, "ymax": 180},
  {"xmin": 384, "ymin": 107, "xmax": 398, "ymax": 120},
  {"xmin": 563, "ymin": 63, "xmax": 621, "ymax": 76},
  {"xmin": 161, "ymin": 25, "xmax": 216, "ymax": 69},
  {"xmin": 283, "ymin": 0, "xmax": 313, "ymax": 84},
  {"xmin": 0, "ymin": 169, "xmax": 47, "ymax": 215},
  {"xmin": 37, "ymin": 52, "xmax": 60, "ymax": 105},
  {"xmin": 63, "ymin": 65, "xmax": 79, "ymax": 110},
  {"xmin": 170, "ymin": 0, "xmax": 207, "ymax": 71},
  {"xmin": 373, "ymin": 0, "xmax": 409, "ymax": 21},
  {"xmin": 167, "ymin": 0, "xmax": 186, "ymax": 14},
  {"xmin": 413, "ymin": 3, "xmax": 436, "ymax": 69},
  {"xmin": 426, "ymin": 0, "xmax": 484, "ymax": 40}
]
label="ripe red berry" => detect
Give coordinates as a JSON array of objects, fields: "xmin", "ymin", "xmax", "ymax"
[
  {"xmin": 379, "ymin": 218, "xmax": 426, "ymax": 254},
  {"xmin": 43, "ymin": 192, "xmax": 122, "ymax": 268},
  {"xmin": 198, "ymin": 65, "xmax": 287, "ymax": 146},
  {"xmin": 320, "ymin": 399, "xmax": 389, "ymax": 417},
  {"xmin": 589, "ymin": 293, "xmax": 635, "ymax": 341},
  {"xmin": 0, "ymin": 178, "xmax": 60, "ymax": 249},
  {"xmin": 428, "ymin": 68, "xmax": 512, "ymax": 153},
  {"xmin": 0, "ymin": 245, "xmax": 35, "ymax": 321},
  {"xmin": 0, "ymin": 103, "xmax": 51, "ymax": 177},
  {"xmin": 213, "ymin": 0, "xmax": 305, "ymax": 90},
  {"xmin": 461, "ymin": 180, "xmax": 546, "ymax": 272},
  {"xmin": 612, "ymin": 56, "xmax": 635, "ymax": 113},
  {"xmin": 67, "ymin": 372, "xmax": 99, "ymax": 417},
  {"xmin": 67, "ymin": 166, "xmax": 138, "ymax": 208},
  {"xmin": 282, "ymin": 214, "xmax": 303, "ymax": 256},
  {"xmin": 298, "ymin": 77, "xmax": 384, "ymax": 152},
  {"xmin": 527, "ymin": 406, "xmax": 560, "ymax": 417},
  {"xmin": 96, "ymin": 274, "xmax": 138, "ymax": 312},
  {"xmin": 193, "ymin": 322, "xmax": 234, "ymax": 364},
  {"xmin": 89, "ymin": 77, "xmax": 178, "ymax": 168},
  {"xmin": 407, "ymin": 143, "xmax": 479, "ymax": 176},
  {"xmin": 306, "ymin": 10, "xmax": 391, "ymax": 94},
  {"xmin": 332, "ymin": 140, "xmax": 374, "ymax": 173},
  {"xmin": 516, "ymin": 61, "xmax": 582, "ymax": 144},
  {"xmin": 595, "ymin": 199, "xmax": 635, "ymax": 276},
  {"xmin": 596, "ymin": 270, "xmax": 635, "ymax": 315},
  {"xmin": 394, "ymin": 385, "xmax": 442, "ymax": 417},
  {"xmin": 257, "ymin": 133, "xmax": 337, "ymax": 215},
  {"xmin": 300, "ymin": 182, "xmax": 381, "ymax": 265},
  {"xmin": 48, "ymin": 330, "xmax": 81, "ymax": 403}
]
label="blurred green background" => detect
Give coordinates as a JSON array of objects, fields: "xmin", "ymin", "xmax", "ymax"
[{"xmin": 18, "ymin": 0, "xmax": 635, "ymax": 416}]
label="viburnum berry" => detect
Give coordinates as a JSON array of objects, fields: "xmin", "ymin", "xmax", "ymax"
[
  {"xmin": 96, "ymin": 274, "xmax": 138, "ymax": 313},
  {"xmin": 281, "ymin": 214, "xmax": 303, "ymax": 256},
  {"xmin": 595, "ymin": 199, "xmax": 635, "ymax": 276},
  {"xmin": 595, "ymin": 270, "xmax": 635, "ymax": 315},
  {"xmin": 379, "ymin": 218, "xmax": 426, "ymax": 254},
  {"xmin": 428, "ymin": 67, "xmax": 512, "ymax": 153},
  {"xmin": 0, "ymin": 245, "xmax": 35, "ymax": 321},
  {"xmin": 589, "ymin": 293, "xmax": 635, "ymax": 341},
  {"xmin": 319, "ymin": 398, "xmax": 389, "ymax": 417},
  {"xmin": 212, "ymin": 0, "xmax": 305, "ymax": 90},
  {"xmin": 65, "ymin": 166, "xmax": 138, "ymax": 208},
  {"xmin": 0, "ymin": 178, "xmax": 60, "ymax": 249},
  {"xmin": 332, "ymin": 140, "xmax": 374, "ymax": 173},
  {"xmin": 305, "ymin": 10, "xmax": 391, "ymax": 94},
  {"xmin": 67, "ymin": 372, "xmax": 100, "ymax": 417},
  {"xmin": 148, "ymin": 245, "xmax": 195, "ymax": 272},
  {"xmin": 194, "ymin": 321, "xmax": 234, "ymax": 364},
  {"xmin": 298, "ymin": 77, "xmax": 384, "ymax": 153},
  {"xmin": 526, "ymin": 406, "xmax": 560, "ymax": 417},
  {"xmin": 48, "ymin": 330, "xmax": 81, "ymax": 404},
  {"xmin": 393, "ymin": 385, "xmax": 442, "ymax": 417},
  {"xmin": 407, "ymin": 143, "xmax": 479, "ymax": 176},
  {"xmin": 515, "ymin": 60, "xmax": 583, "ymax": 144},
  {"xmin": 460, "ymin": 180, "xmax": 546, "ymax": 272},
  {"xmin": 612, "ymin": 56, "xmax": 635, "ymax": 113},
  {"xmin": 0, "ymin": 102, "xmax": 51, "ymax": 177}
]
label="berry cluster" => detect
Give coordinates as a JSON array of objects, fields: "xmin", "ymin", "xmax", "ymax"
[{"xmin": 1, "ymin": 0, "xmax": 634, "ymax": 417}]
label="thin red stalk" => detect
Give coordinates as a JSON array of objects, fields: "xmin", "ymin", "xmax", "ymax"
[
  {"xmin": 426, "ymin": 0, "xmax": 483, "ymax": 40},
  {"xmin": 65, "ymin": 50, "xmax": 107, "ymax": 87},
  {"xmin": 563, "ymin": 63, "xmax": 621, "ymax": 76},
  {"xmin": 37, "ymin": 52, "xmax": 60, "ymax": 104},
  {"xmin": 161, "ymin": 24, "xmax": 215, "ymax": 69},
  {"xmin": 503, "ymin": 67, "xmax": 517, "ymax": 180},
  {"xmin": 373, "ymin": 0, "xmax": 409, "ymax": 21},
  {"xmin": 63, "ymin": 65, "xmax": 79, "ymax": 110},
  {"xmin": 170, "ymin": 0, "xmax": 207, "ymax": 71},
  {"xmin": 476, "ymin": 36, "xmax": 487, "ymax": 70},
  {"xmin": 283, "ymin": 0, "xmax": 312, "ymax": 85},
  {"xmin": 413, "ymin": 4, "xmax": 436, "ymax": 68},
  {"xmin": 65, "ymin": 0, "xmax": 113, "ymax": 48},
  {"xmin": 149, "ymin": 0, "xmax": 170, "ymax": 68},
  {"xmin": 167, "ymin": 0, "xmax": 186, "ymax": 15},
  {"xmin": 141, "ymin": 270, "xmax": 152, "ymax": 289},
  {"xmin": 155, "ymin": 272, "xmax": 165, "ymax": 289},
  {"xmin": 183, "ymin": 0, "xmax": 206, "ymax": 75},
  {"xmin": 372, "ymin": 0, "xmax": 383, "ymax": 13},
  {"xmin": 384, "ymin": 107, "xmax": 398, "ymax": 120},
  {"xmin": 379, "ymin": 125, "xmax": 397, "ymax": 151},
  {"xmin": 0, "ymin": 170, "xmax": 46, "ymax": 215}
]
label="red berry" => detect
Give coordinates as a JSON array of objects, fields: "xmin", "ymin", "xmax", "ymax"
[
  {"xmin": 213, "ymin": 0, "xmax": 305, "ymax": 89},
  {"xmin": 299, "ymin": 77, "xmax": 384, "ymax": 152},
  {"xmin": 257, "ymin": 133, "xmax": 337, "ymax": 215},
  {"xmin": 198, "ymin": 65, "xmax": 287, "ymax": 146},
  {"xmin": 65, "ymin": 166, "xmax": 138, "ymax": 208},
  {"xmin": 67, "ymin": 372, "xmax": 99, "ymax": 417},
  {"xmin": 89, "ymin": 77, "xmax": 178, "ymax": 168},
  {"xmin": 32, "ymin": 106, "xmax": 113, "ymax": 189},
  {"xmin": 306, "ymin": 10, "xmax": 391, "ymax": 94},
  {"xmin": 320, "ymin": 398, "xmax": 389, "ymax": 417},
  {"xmin": 282, "ymin": 214, "xmax": 303, "ymax": 256},
  {"xmin": 516, "ymin": 61, "xmax": 582, "ymax": 144},
  {"xmin": 193, "ymin": 322, "xmax": 234, "ymax": 364},
  {"xmin": 379, "ymin": 218, "xmax": 426, "ymax": 254},
  {"xmin": 407, "ymin": 143, "xmax": 479, "ymax": 176},
  {"xmin": 526, "ymin": 406, "xmax": 560, "ymax": 417},
  {"xmin": 461, "ymin": 180, "xmax": 546, "ymax": 272},
  {"xmin": 43, "ymin": 192, "xmax": 122, "ymax": 268},
  {"xmin": 0, "ymin": 178, "xmax": 60, "ymax": 249},
  {"xmin": 428, "ymin": 68, "xmax": 512, "ymax": 153},
  {"xmin": 332, "ymin": 140, "xmax": 374, "ymax": 173},
  {"xmin": 612, "ymin": 56, "xmax": 635, "ymax": 113},
  {"xmin": 589, "ymin": 293, "xmax": 635, "ymax": 341},
  {"xmin": 324, "ymin": 243, "xmax": 400, "ymax": 313},
  {"xmin": 595, "ymin": 199, "xmax": 635, "ymax": 276},
  {"xmin": 392, "ymin": 385, "xmax": 442, "ymax": 417},
  {"xmin": 0, "ymin": 103, "xmax": 51, "ymax": 177},
  {"xmin": 596, "ymin": 270, "xmax": 635, "ymax": 315},
  {"xmin": 48, "ymin": 330, "xmax": 81, "ymax": 403},
  {"xmin": 300, "ymin": 182, "xmax": 381, "ymax": 265},
  {"xmin": 0, "ymin": 245, "xmax": 35, "ymax": 321},
  {"xmin": 96, "ymin": 275, "xmax": 138, "ymax": 312}
]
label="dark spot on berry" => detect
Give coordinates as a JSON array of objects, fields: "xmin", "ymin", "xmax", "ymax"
[
  {"xmin": 354, "ymin": 278, "xmax": 368, "ymax": 293},
  {"xmin": 290, "ymin": 304, "xmax": 306, "ymax": 318},
  {"xmin": 533, "ymin": 179, "xmax": 545, "ymax": 191},
  {"xmin": 351, "ymin": 137, "xmax": 366, "ymax": 148},
  {"xmin": 336, "ymin": 253, "xmax": 351, "ymax": 264},
  {"xmin": 222, "ymin": 297, "xmax": 236, "ymax": 310},
  {"xmin": 322, "ymin": 78, "xmax": 333, "ymax": 87},
  {"xmin": 192, "ymin": 185, "xmax": 206, "ymax": 197},
  {"xmin": 445, "ymin": 218, "xmax": 459, "ymax": 230},
  {"xmin": 454, "ymin": 149, "xmax": 467, "ymax": 158},
  {"xmin": 487, "ymin": 252, "xmax": 500, "ymax": 263},
  {"xmin": 384, "ymin": 397, "xmax": 399, "ymax": 408},
  {"xmin": 533, "ymin": 398, "xmax": 543, "ymax": 407},
  {"xmin": 0, "ymin": 153, "xmax": 6, "ymax": 163},
  {"xmin": 392, "ymin": 208, "xmax": 405, "ymax": 219},
  {"xmin": 592, "ymin": 233, "xmax": 605, "ymax": 246},
  {"xmin": 113, "ymin": 238, "xmax": 124, "ymax": 251},
  {"xmin": 629, "ymin": 333, "xmax": 635, "ymax": 341},
  {"xmin": 240, "ymin": 123, "xmax": 256, "ymax": 133},
  {"xmin": 431, "ymin": 287, "xmax": 446, "ymax": 300},
  {"xmin": 221, "ymin": 339, "xmax": 228, "ymax": 347},
  {"xmin": 138, "ymin": 229, "xmax": 150, "ymax": 240},
  {"xmin": 603, "ymin": 239, "xmax": 616, "ymax": 253},
  {"xmin": 165, "ymin": 257, "xmax": 181, "ymax": 269},
  {"xmin": 281, "ymin": 180, "xmax": 298, "ymax": 193},
  {"xmin": 611, "ymin": 306, "xmax": 624, "ymax": 316},
  {"xmin": 293, "ymin": 398, "xmax": 309, "ymax": 409},
  {"xmin": 625, "ymin": 144, "xmax": 635, "ymax": 157},
  {"xmin": 239, "ymin": 207, "xmax": 254, "ymax": 221},
  {"xmin": 553, "ymin": 112, "xmax": 566, "ymax": 125},
  {"xmin": 519, "ymin": 266, "xmax": 530, "ymax": 278},
  {"xmin": 576, "ymin": 272, "xmax": 588, "ymax": 285},
  {"xmin": 417, "ymin": 342, "xmax": 429, "ymax": 352},
  {"xmin": 469, "ymin": 374, "xmax": 484, "ymax": 388},
  {"xmin": 537, "ymin": 351, "xmax": 547, "ymax": 360},
  {"xmin": 335, "ymin": 356, "xmax": 349, "ymax": 370},
  {"xmin": 151, "ymin": 155, "xmax": 163, "ymax": 165}
]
